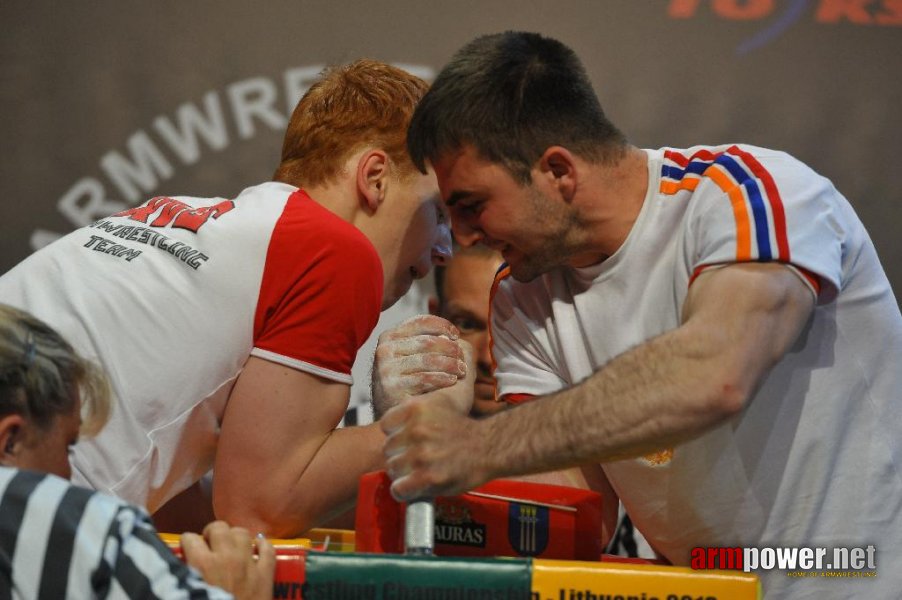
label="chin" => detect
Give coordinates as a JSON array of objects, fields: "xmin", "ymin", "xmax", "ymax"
[
  {"xmin": 509, "ymin": 263, "xmax": 541, "ymax": 283},
  {"xmin": 381, "ymin": 294, "xmax": 401, "ymax": 310},
  {"xmin": 381, "ymin": 283, "xmax": 412, "ymax": 310},
  {"xmin": 509, "ymin": 254, "xmax": 560, "ymax": 283}
]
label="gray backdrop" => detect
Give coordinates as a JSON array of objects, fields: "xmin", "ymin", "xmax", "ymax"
[{"xmin": 2, "ymin": 0, "xmax": 900, "ymax": 304}]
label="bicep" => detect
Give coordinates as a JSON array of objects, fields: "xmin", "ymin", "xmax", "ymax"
[{"xmin": 681, "ymin": 262, "xmax": 815, "ymax": 398}]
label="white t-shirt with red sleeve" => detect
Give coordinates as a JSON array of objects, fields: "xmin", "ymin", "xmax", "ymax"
[
  {"xmin": 489, "ymin": 145, "xmax": 902, "ymax": 598},
  {"xmin": 0, "ymin": 181, "xmax": 383, "ymax": 512}
]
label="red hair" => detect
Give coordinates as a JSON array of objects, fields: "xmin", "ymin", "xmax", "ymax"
[{"xmin": 274, "ymin": 59, "xmax": 429, "ymax": 187}]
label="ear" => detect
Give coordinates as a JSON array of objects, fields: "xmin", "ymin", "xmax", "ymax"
[
  {"xmin": 427, "ymin": 296, "xmax": 440, "ymax": 316},
  {"xmin": 537, "ymin": 146, "xmax": 577, "ymax": 202},
  {"xmin": 0, "ymin": 414, "xmax": 26, "ymax": 467},
  {"xmin": 355, "ymin": 149, "xmax": 390, "ymax": 213}
]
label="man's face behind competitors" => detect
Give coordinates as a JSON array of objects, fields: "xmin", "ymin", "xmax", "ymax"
[{"xmin": 436, "ymin": 251, "xmax": 505, "ymax": 416}]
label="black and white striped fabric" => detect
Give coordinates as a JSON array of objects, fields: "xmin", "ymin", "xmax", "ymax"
[{"xmin": 0, "ymin": 467, "xmax": 231, "ymax": 599}]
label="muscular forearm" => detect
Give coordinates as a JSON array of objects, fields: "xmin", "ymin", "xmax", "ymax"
[
  {"xmin": 480, "ymin": 326, "xmax": 752, "ymax": 480},
  {"xmin": 215, "ymin": 423, "xmax": 385, "ymax": 537},
  {"xmin": 287, "ymin": 423, "xmax": 386, "ymax": 532},
  {"xmin": 481, "ymin": 268, "xmax": 814, "ymax": 480},
  {"xmin": 384, "ymin": 263, "xmax": 815, "ymax": 503}
]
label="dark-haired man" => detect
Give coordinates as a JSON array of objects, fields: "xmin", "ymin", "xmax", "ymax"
[{"xmin": 380, "ymin": 32, "xmax": 902, "ymax": 598}]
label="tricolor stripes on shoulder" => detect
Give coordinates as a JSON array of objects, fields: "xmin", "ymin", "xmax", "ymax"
[{"xmin": 660, "ymin": 145, "xmax": 790, "ymax": 264}]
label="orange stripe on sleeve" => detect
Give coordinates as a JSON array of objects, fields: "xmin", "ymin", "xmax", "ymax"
[
  {"xmin": 659, "ymin": 177, "xmax": 701, "ymax": 195},
  {"xmin": 706, "ymin": 165, "xmax": 752, "ymax": 261},
  {"xmin": 487, "ymin": 265, "xmax": 512, "ymax": 398}
]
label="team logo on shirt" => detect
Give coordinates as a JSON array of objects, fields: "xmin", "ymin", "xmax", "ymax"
[
  {"xmin": 508, "ymin": 503, "xmax": 549, "ymax": 556},
  {"xmin": 80, "ymin": 197, "xmax": 236, "ymax": 268},
  {"xmin": 113, "ymin": 196, "xmax": 235, "ymax": 233}
]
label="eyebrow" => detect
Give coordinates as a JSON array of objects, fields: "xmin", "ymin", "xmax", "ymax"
[
  {"xmin": 444, "ymin": 190, "xmax": 472, "ymax": 208},
  {"xmin": 442, "ymin": 304, "xmax": 487, "ymax": 323}
]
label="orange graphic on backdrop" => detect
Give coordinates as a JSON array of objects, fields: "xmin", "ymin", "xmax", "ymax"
[{"xmin": 668, "ymin": 0, "xmax": 902, "ymax": 25}]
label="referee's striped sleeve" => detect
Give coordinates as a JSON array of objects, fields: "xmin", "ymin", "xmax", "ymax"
[
  {"xmin": 104, "ymin": 504, "xmax": 233, "ymax": 599},
  {"xmin": 0, "ymin": 469, "xmax": 44, "ymax": 600},
  {"xmin": 0, "ymin": 468, "xmax": 233, "ymax": 599}
]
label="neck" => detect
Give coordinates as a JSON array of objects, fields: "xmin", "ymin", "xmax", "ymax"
[
  {"xmin": 302, "ymin": 181, "xmax": 359, "ymax": 222},
  {"xmin": 567, "ymin": 146, "xmax": 649, "ymax": 268},
  {"xmin": 275, "ymin": 153, "xmax": 364, "ymax": 224}
]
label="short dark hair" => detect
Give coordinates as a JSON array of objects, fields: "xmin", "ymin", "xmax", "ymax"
[{"xmin": 408, "ymin": 31, "xmax": 627, "ymax": 183}]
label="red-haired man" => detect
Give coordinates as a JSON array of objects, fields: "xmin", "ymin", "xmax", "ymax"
[{"xmin": 0, "ymin": 60, "xmax": 461, "ymax": 537}]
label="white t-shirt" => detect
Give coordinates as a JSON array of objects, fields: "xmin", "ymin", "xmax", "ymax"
[
  {"xmin": 0, "ymin": 182, "xmax": 383, "ymax": 512},
  {"xmin": 490, "ymin": 145, "xmax": 902, "ymax": 597}
]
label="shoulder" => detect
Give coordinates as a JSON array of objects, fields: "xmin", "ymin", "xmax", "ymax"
[
  {"xmin": 274, "ymin": 189, "xmax": 381, "ymax": 266},
  {"xmin": 0, "ymin": 467, "xmax": 134, "ymax": 513},
  {"xmin": 695, "ymin": 144, "xmax": 826, "ymax": 189},
  {"xmin": 0, "ymin": 467, "xmax": 70, "ymax": 500},
  {"xmin": 658, "ymin": 143, "xmax": 837, "ymax": 222},
  {"xmin": 657, "ymin": 143, "xmax": 819, "ymax": 180},
  {"xmin": 254, "ymin": 187, "xmax": 383, "ymax": 298}
]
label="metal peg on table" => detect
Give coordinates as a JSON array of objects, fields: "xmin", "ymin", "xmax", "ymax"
[{"xmin": 405, "ymin": 499, "xmax": 435, "ymax": 555}]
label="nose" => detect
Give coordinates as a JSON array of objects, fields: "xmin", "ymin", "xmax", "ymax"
[
  {"xmin": 476, "ymin": 330, "xmax": 492, "ymax": 373},
  {"xmin": 451, "ymin": 213, "xmax": 483, "ymax": 248},
  {"xmin": 431, "ymin": 247, "xmax": 450, "ymax": 267},
  {"xmin": 431, "ymin": 224, "xmax": 453, "ymax": 267}
]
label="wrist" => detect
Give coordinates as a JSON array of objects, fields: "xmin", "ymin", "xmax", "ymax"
[{"xmin": 472, "ymin": 415, "xmax": 502, "ymax": 485}]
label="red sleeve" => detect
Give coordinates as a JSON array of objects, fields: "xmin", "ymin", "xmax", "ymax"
[{"xmin": 251, "ymin": 191, "xmax": 383, "ymax": 383}]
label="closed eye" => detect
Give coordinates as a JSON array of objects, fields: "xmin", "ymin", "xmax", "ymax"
[
  {"xmin": 446, "ymin": 311, "xmax": 485, "ymax": 334},
  {"xmin": 456, "ymin": 200, "xmax": 483, "ymax": 218}
]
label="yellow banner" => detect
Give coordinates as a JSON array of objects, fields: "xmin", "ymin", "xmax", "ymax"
[{"xmin": 532, "ymin": 559, "xmax": 760, "ymax": 600}]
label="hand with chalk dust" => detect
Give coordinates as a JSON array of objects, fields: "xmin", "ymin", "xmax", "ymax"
[
  {"xmin": 371, "ymin": 314, "xmax": 473, "ymax": 419},
  {"xmin": 381, "ymin": 338, "xmax": 482, "ymax": 502}
]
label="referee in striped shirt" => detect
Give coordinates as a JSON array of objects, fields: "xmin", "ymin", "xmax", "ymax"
[{"xmin": 0, "ymin": 304, "xmax": 274, "ymax": 599}]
